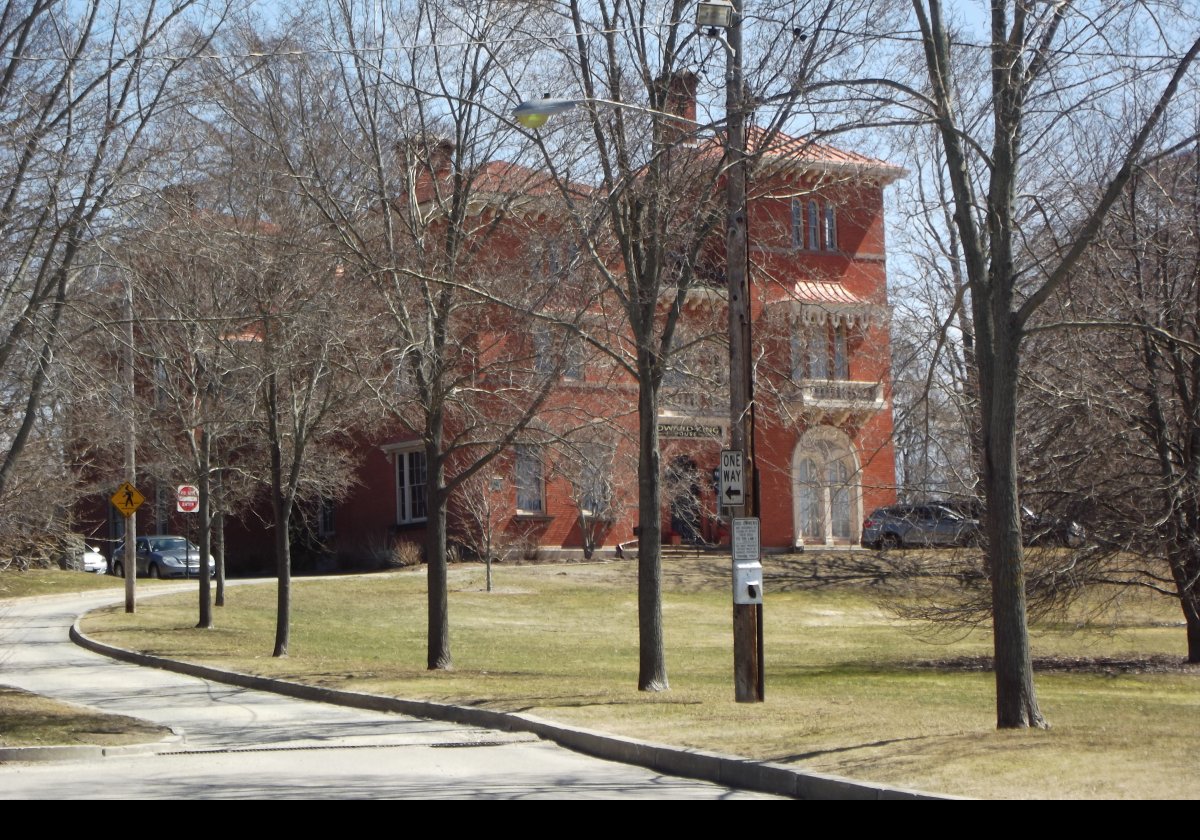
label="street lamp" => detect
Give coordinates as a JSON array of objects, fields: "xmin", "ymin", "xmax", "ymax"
[
  {"xmin": 513, "ymin": 96, "xmax": 692, "ymax": 130},
  {"xmin": 513, "ymin": 98, "xmax": 582, "ymax": 129},
  {"xmin": 696, "ymin": 0, "xmax": 734, "ymax": 29}
]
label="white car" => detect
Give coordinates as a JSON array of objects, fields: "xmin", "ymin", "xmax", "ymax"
[{"xmin": 80, "ymin": 544, "xmax": 108, "ymax": 574}]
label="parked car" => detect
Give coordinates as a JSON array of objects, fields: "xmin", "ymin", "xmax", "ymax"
[
  {"xmin": 112, "ymin": 535, "xmax": 214, "ymax": 579},
  {"xmin": 78, "ymin": 543, "xmax": 108, "ymax": 574},
  {"xmin": 56, "ymin": 534, "xmax": 108, "ymax": 573},
  {"xmin": 936, "ymin": 499, "xmax": 1085, "ymax": 548},
  {"xmin": 862, "ymin": 503, "xmax": 981, "ymax": 549}
]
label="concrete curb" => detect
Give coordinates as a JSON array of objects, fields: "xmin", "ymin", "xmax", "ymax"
[
  {"xmin": 70, "ymin": 621, "xmax": 951, "ymax": 800},
  {"xmin": 0, "ymin": 730, "xmax": 186, "ymax": 764}
]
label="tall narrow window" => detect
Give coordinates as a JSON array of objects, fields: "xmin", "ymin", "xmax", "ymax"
[
  {"xmin": 833, "ymin": 324, "xmax": 849, "ymax": 380},
  {"xmin": 396, "ymin": 450, "xmax": 428, "ymax": 524},
  {"xmin": 828, "ymin": 459, "xmax": 851, "ymax": 538},
  {"xmin": 798, "ymin": 457, "xmax": 822, "ymax": 540},
  {"xmin": 807, "ymin": 200, "xmax": 820, "ymax": 250},
  {"xmin": 790, "ymin": 199, "xmax": 803, "ymax": 249},
  {"xmin": 790, "ymin": 323, "xmax": 804, "ymax": 381},
  {"xmin": 515, "ymin": 445, "xmax": 544, "ymax": 515},
  {"xmin": 824, "ymin": 203, "xmax": 837, "ymax": 250},
  {"xmin": 534, "ymin": 323, "xmax": 584, "ymax": 380},
  {"xmin": 318, "ymin": 497, "xmax": 336, "ymax": 538},
  {"xmin": 807, "ymin": 331, "xmax": 829, "ymax": 379}
]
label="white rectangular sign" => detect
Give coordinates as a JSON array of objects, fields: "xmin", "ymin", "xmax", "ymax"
[
  {"xmin": 720, "ymin": 449, "xmax": 744, "ymax": 507},
  {"xmin": 732, "ymin": 517, "xmax": 760, "ymax": 561}
]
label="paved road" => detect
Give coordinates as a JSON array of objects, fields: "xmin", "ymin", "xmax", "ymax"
[{"xmin": 0, "ymin": 586, "xmax": 772, "ymax": 799}]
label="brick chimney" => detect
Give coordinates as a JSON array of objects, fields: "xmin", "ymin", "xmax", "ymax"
[
  {"xmin": 667, "ymin": 71, "xmax": 698, "ymax": 124},
  {"xmin": 430, "ymin": 138, "xmax": 456, "ymax": 176},
  {"xmin": 663, "ymin": 71, "xmax": 698, "ymax": 144}
]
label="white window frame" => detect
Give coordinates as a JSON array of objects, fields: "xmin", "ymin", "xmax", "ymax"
[{"xmin": 394, "ymin": 448, "xmax": 428, "ymax": 525}]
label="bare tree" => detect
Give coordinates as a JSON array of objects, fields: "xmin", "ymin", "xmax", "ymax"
[
  {"xmin": 0, "ymin": 0, "xmax": 230, "ymax": 556},
  {"xmin": 114, "ymin": 178, "xmax": 276, "ymax": 626},
  {"xmin": 896, "ymin": 0, "xmax": 1200, "ymax": 727},
  {"xmin": 1021, "ymin": 147, "xmax": 1200, "ymax": 662},
  {"xmin": 553, "ymin": 436, "xmax": 625, "ymax": 561},
  {"xmin": 218, "ymin": 3, "xmax": 594, "ymax": 669},
  {"xmin": 450, "ymin": 470, "xmax": 507, "ymax": 592}
]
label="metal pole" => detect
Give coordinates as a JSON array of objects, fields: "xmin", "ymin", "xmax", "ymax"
[{"xmin": 724, "ymin": 0, "xmax": 763, "ymax": 702}]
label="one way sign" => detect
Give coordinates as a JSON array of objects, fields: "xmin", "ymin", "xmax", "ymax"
[{"xmin": 720, "ymin": 450, "xmax": 745, "ymax": 507}]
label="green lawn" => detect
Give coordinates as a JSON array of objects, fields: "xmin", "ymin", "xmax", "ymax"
[
  {"xmin": 78, "ymin": 555, "xmax": 1199, "ymax": 798},
  {"xmin": 0, "ymin": 569, "xmax": 129, "ymax": 599}
]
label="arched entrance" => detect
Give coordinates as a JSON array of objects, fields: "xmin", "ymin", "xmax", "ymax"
[{"xmin": 792, "ymin": 426, "xmax": 862, "ymax": 547}]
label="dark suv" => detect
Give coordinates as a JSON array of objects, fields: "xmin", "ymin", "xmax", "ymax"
[{"xmin": 862, "ymin": 503, "xmax": 981, "ymax": 549}]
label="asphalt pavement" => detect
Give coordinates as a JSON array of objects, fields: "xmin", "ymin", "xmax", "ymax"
[{"xmin": 0, "ymin": 586, "xmax": 776, "ymax": 799}]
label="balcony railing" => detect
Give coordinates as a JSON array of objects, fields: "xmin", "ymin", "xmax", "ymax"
[{"xmin": 793, "ymin": 379, "xmax": 885, "ymax": 412}]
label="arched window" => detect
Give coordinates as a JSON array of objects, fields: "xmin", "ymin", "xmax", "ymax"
[
  {"xmin": 824, "ymin": 203, "xmax": 837, "ymax": 250},
  {"xmin": 807, "ymin": 200, "xmax": 820, "ymax": 250},
  {"xmin": 792, "ymin": 427, "xmax": 861, "ymax": 546}
]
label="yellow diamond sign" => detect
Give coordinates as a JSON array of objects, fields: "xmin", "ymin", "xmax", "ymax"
[{"xmin": 111, "ymin": 482, "xmax": 145, "ymax": 518}]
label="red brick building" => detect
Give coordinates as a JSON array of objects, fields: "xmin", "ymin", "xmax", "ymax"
[{"xmin": 326, "ymin": 129, "xmax": 903, "ymax": 561}]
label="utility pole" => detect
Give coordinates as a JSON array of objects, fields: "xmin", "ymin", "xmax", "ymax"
[
  {"xmin": 706, "ymin": 0, "xmax": 764, "ymax": 702},
  {"xmin": 123, "ymin": 270, "xmax": 137, "ymax": 613}
]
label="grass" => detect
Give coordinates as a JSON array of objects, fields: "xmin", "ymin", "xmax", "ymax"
[
  {"xmin": 75, "ymin": 554, "xmax": 1200, "ymax": 798},
  {"xmin": 0, "ymin": 686, "xmax": 171, "ymax": 748},
  {"xmin": 0, "ymin": 568, "xmax": 132, "ymax": 599}
]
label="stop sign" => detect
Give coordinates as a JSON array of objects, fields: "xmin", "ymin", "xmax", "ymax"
[{"xmin": 177, "ymin": 484, "xmax": 199, "ymax": 513}]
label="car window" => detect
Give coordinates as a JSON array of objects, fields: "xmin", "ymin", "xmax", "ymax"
[{"xmin": 151, "ymin": 538, "xmax": 189, "ymax": 552}]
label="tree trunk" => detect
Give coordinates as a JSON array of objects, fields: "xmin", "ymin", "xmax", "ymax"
[
  {"xmin": 213, "ymin": 467, "xmax": 225, "ymax": 608},
  {"xmin": 196, "ymin": 427, "xmax": 212, "ymax": 629},
  {"xmin": 426, "ymin": 415, "xmax": 451, "ymax": 670},
  {"xmin": 1167, "ymin": 546, "xmax": 1200, "ymax": 663},
  {"xmin": 272, "ymin": 491, "xmax": 291, "ymax": 658},
  {"xmin": 980, "ymin": 325, "xmax": 1046, "ymax": 729},
  {"xmin": 269, "ymin": 371, "xmax": 291, "ymax": 658},
  {"xmin": 636, "ymin": 367, "xmax": 668, "ymax": 691},
  {"xmin": 1182, "ymin": 589, "xmax": 1200, "ymax": 665}
]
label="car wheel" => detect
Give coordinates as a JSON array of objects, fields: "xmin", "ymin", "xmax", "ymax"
[
  {"xmin": 148, "ymin": 564, "xmax": 160, "ymax": 579},
  {"xmin": 880, "ymin": 532, "xmax": 902, "ymax": 551},
  {"xmin": 113, "ymin": 561, "xmax": 124, "ymax": 578}
]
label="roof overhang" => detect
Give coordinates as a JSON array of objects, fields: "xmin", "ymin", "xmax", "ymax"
[{"xmin": 784, "ymin": 281, "xmax": 887, "ymax": 328}]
